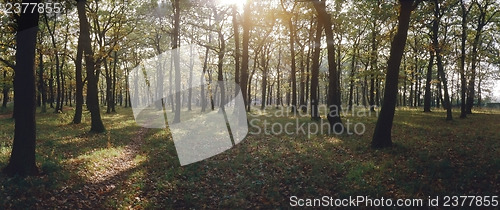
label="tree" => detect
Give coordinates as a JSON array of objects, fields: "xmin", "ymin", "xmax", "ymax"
[
  {"xmin": 310, "ymin": 19, "xmax": 321, "ymax": 120},
  {"xmin": 77, "ymin": 0, "xmax": 106, "ymax": 133},
  {"xmin": 372, "ymin": 0, "xmax": 420, "ymax": 148},
  {"xmin": 240, "ymin": 1, "xmax": 251, "ymax": 111},
  {"xmin": 312, "ymin": 0, "xmax": 343, "ymax": 133},
  {"xmin": 73, "ymin": 30, "xmax": 84, "ymax": 124},
  {"xmin": 459, "ymin": 0, "xmax": 472, "ymax": 118},
  {"xmin": 431, "ymin": 0, "xmax": 453, "ymax": 121},
  {"xmin": 466, "ymin": 0, "xmax": 499, "ymax": 114},
  {"xmin": 3, "ymin": 0, "xmax": 41, "ymax": 176},
  {"xmin": 172, "ymin": 0, "xmax": 181, "ymax": 124},
  {"xmin": 281, "ymin": 0, "xmax": 298, "ymax": 113}
]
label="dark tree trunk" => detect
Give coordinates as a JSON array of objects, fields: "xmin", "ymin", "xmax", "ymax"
[
  {"xmin": 313, "ymin": 0, "xmax": 343, "ymax": 133},
  {"xmin": 73, "ymin": 35, "xmax": 83, "ymax": 124},
  {"xmin": 3, "ymin": 0, "xmax": 41, "ymax": 176},
  {"xmin": 288, "ymin": 17, "xmax": 297, "ymax": 113},
  {"xmin": 276, "ymin": 48, "xmax": 281, "ymax": 107},
  {"xmin": 240, "ymin": 1, "xmax": 251, "ymax": 111},
  {"xmin": 261, "ymin": 48, "xmax": 268, "ymax": 110},
  {"xmin": 233, "ymin": 5, "xmax": 240, "ymax": 88},
  {"xmin": 348, "ymin": 44, "xmax": 359, "ymax": 111},
  {"xmin": 173, "ymin": 0, "xmax": 181, "ymax": 123},
  {"xmin": 112, "ymin": 51, "xmax": 117, "ymax": 112},
  {"xmin": 201, "ymin": 47, "xmax": 209, "ymax": 112},
  {"xmin": 299, "ymin": 48, "xmax": 306, "ymax": 113},
  {"xmin": 44, "ymin": 13, "xmax": 62, "ymax": 113},
  {"xmin": 372, "ymin": 0, "xmax": 416, "ymax": 148},
  {"xmin": 104, "ymin": 60, "xmax": 112, "ymax": 114},
  {"xmin": 310, "ymin": 20, "xmax": 322, "ymax": 120},
  {"xmin": 2, "ymin": 69, "xmax": 9, "ymax": 109},
  {"xmin": 424, "ymin": 48, "xmax": 433, "ymax": 112},
  {"xmin": 73, "ymin": 32, "xmax": 84, "ymax": 124},
  {"xmin": 37, "ymin": 37, "xmax": 47, "ymax": 113},
  {"xmin": 49, "ymin": 67, "xmax": 54, "ymax": 108},
  {"xmin": 432, "ymin": 0, "xmax": 452, "ymax": 120},
  {"xmin": 218, "ymin": 30, "xmax": 226, "ymax": 112},
  {"xmin": 369, "ymin": 26, "xmax": 377, "ymax": 112},
  {"xmin": 77, "ymin": 0, "xmax": 105, "ymax": 133}
]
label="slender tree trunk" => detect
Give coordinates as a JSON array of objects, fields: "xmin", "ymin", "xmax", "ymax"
[
  {"xmin": 240, "ymin": 1, "xmax": 251, "ymax": 111},
  {"xmin": 104, "ymin": 60, "xmax": 112, "ymax": 114},
  {"xmin": 348, "ymin": 45, "xmax": 358, "ymax": 111},
  {"xmin": 299, "ymin": 47, "xmax": 306, "ymax": 112},
  {"xmin": 424, "ymin": 49, "xmax": 434, "ymax": 112},
  {"xmin": 432, "ymin": 0, "xmax": 452, "ymax": 120},
  {"xmin": 233, "ymin": 5, "xmax": 240, "ymax": 96},
  {"xmin": 310, "ymin": 20, "xmax": 322, "ymax": 120},
  {"xmin": 288, "ymin": 17, "xmax": 297, "ymax": 113},
  {"xmin": 112, "ymin": 51, "xmax": 117, "ymax": 112},
  {"xmin": 3, "ymin": 0, "xmax": 41, "ymax": 176},
  {"xmin": 172, "ymin": 0, "xmax": 181, "ymax": 123},
  {"xmin": 38, "ymin": 46, "xmax": 47, "ymax": 113},
  {"xmin": 73, "ymin": 31, "xmax": 83, "ymax": 124},
  {"xmin": 372, "ymin": 0, "xmax": 416, "ymax": 148},
  {"xmin": 188, "ymin": 42, "xmax": 193, "ymax": 111},
  {"xmin": 276, "ymin": 48, "xmax": 281, "ymax": 107},
  {"xmin": 369, "ymin": 26, "xmax": 377, "ymax": 112},
  {"xmin": 218, "ymin": 30, "xmax": 226, "ymax": 112},
  {"xmin": 2, "ymin": 69, "xmax": 9, "ymax": 109},
  {"xmin": 261, "ymin": 49, "xmax": 268, "ymax": 110}
]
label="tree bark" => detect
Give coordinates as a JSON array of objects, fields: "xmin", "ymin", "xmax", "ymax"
[
  {"xmin": 288, "ymin": 16, "xmax": 297, "ymax": 113},
  {"xmin": 240, "ymin": 1, "xmax": 251, "ymax": 111},
  {"xmin": 3, "ymin": 0, "xmax": 41, "ymax": 176},
  {"xmin": 313, "ymin": 0, "xmax": 343, "ymax": 133},
  {"xmin": 73, "ymin": 34, "xmax": 83, "ymax": 124},
  {"xmin": 424, "ymin": 49, "xmax": 434, "ymax": 112},
  {"xmin": 172, "ymin": 0, "xmax": 181, "ymax": 123},
  {"xmin": 310, "ymin": 20, "xmax": 322, "ymax": 120},
  {"xmin": 432, "ymin": 0, "xmax": 452, "ymax": 120},
  {"xmin": 77, "ymin": 0, "xmax": 105, "ymax": 133},
  {"xmin": 372, "ymin": 0, "xmax": 416, "ymax": 148}
]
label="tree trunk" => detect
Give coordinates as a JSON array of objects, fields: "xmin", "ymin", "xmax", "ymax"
[
  {"xmin": 372, "ymin": 0, "xmax": 416, "ymax": 148},
  {"xmin": 172, "ymin": 0, "xmax": 181, "ymax": 124},
  {"xmin": 288, "ymin": 16, "xmax": 297, "ymax": 113},
  {"xmin": 37, "ymin": 36, "xmax": 47, "ymax": 113},
  {"xmin": 348, "ymin": 44, "xmax": 358, "ymax": 111},
  {"xmin": 432, "ymin": 0, "xmax": 452, "ymax": 120},
  {"xmin": 188, "ymin": 43, "xmax": 193, "ymax": 111},
  {"xmin": 233, "ymin": 5, "xmax": 240, "ymax": 89},
  {"xmin": 2, "ymin": 69, "xmax": 9, "ymax": 109},
  {"xmin": 299, "ymin": 48, "xmax": 306, "ymax": 113},
  {"xmin": 261, "ymin": 49, "xmax": 267, "ymax": 110},
  {"xmin": 424, "ymin": 49, "xmax": 433, "ymax": 112},
  {"xmin": 77, "ymin": 0, "xmax": 105, "ymax": 133},
  {"xmin": 310, "ymin": 20, "xmax": 322, "ymax": 120},
  {"xmin": 240, "ymin": 1, "xmax": 251, "ymax": 111},
  {"xmin": 313, "ymin": 0, "xmax": 343, "ymax": 133},
  {"xmin": 218, "ymin": 30, "xmax": 226, "ymax": 112},
  {"xmin": 276, "ymin": 47, "xmax": 281, "ymax": 107},
  {"xmin": 73, "ymin": 31, "xmax": 84, "ymax": 124},
  {"xmin": 3, "ymin": 0, "xmax": 41, "ymax": 176},
  {"xmin": 112, "ymin": 51, "xmax": 117, "ymax": 112}
]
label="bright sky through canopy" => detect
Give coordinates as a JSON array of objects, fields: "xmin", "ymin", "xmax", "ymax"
[{"xmin": 217, "ymin": 0, "xmax": 247, "ymax": 10}]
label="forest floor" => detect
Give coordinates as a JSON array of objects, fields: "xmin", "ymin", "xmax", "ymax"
[{"xmin": 0, "ymin": 105, "xmax": 499, "ymax": 208}]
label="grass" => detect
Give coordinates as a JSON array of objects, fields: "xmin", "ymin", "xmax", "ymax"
[{"xmin": 0, "ymin": 104, "xmax": 499, "ymax": 208}]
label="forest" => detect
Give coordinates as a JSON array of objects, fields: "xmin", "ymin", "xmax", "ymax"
[{"xmin": 0, "ymin": 0, "xmax": 499, "ymax": 208}]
